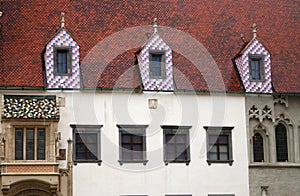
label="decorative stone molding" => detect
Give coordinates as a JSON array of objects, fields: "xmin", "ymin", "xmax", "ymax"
[
  {"xmin": 273, "ymin": 95, "xmax": 288, "ymax": 107},
  {"xmin": 253, "ymin": 123, "xmax": 268, "ymax": 136},
  {"xmin": 249, "ymin": 105, "xmax": 273, "ymax": 122},
  {"xmin": 275, "ymin": 113, "xmax": 294, "ymax": 127},
  {"xmin": 249, "ymin": 105, "xmax": 260, "ymax": 120},
  {"xmin": 261, "ymin": 105, "xmax": 272, "ymax": 121}
]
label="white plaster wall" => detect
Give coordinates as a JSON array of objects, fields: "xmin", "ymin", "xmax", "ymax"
[{"xmin": 55, "ymin": 91, "xmax": 249, "ymax": 196}]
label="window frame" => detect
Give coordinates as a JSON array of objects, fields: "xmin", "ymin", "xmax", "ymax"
[
  {"xmin": 14, "ymin": 126, "xmax": 47, "ymax": 161},
  {"xmin": 253, "ymin": 132, "xmax": 264, "ymax": 162},
  {"xmin": 204, "ymin": 126, "xmax": 234, "ymax": 166},
  {"xmin": 71, "ymin": 124, "xmax": 102, "ymax": 165},
  {"xmin": 149, "ymin": 50, "xmax": 166, "ymax": 79},
  {"xmin": 162, "ymin": 125, "xmax": 191, "ymax": 166},
  {"xmin": 249, "ymin": 54, "xmax": 265, "ymax": 82},
  {"xmin": 275, "ymin": 123, "xmax": 289, "ymax": 162},
  {"xmin": 54, "ymin": 46, "xmax": 72, "ymax": 76},
  {"xmin": 117, "ymin": 124, "xmax": 148, "ymax": 165}
]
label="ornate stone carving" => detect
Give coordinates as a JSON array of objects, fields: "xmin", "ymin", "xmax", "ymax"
[
  {"xmin": 249, "ymin": 105, "xmax": 260, "ymax": 120},
  {"xmin": 249, "ymin": 105, "xmax": 273, "ymax": 122},
  {"xmin": 273, "ymin": 95, "xmax": 288, "ymax": 107},
  {"xmin": 275, "ymin": 113, "xmax": 294, "ymax": 126}
]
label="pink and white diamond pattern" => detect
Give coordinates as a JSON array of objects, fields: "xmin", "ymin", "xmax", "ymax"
[
  {"xmin": 137, "ymin": 34, "xmax": 174, "ymax": 91},
  {"xmin": 235, "ymin": 39, "xmax": 272, "ymax": 93},
  {"xmin": 45, "ymin": 29, "xmax": 80, "ymax": 89}
]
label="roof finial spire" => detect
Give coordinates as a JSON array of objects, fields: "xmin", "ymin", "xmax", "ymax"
[
  {"xmin": 153, "ymin": 18, "xmax": 158, "ymax": 33},
  {"xmin": 252, "ymin": 23, "xmax": 257, "ymax": 38},
  {"xmin": 61, "ymin": 12, "xmax": 65, "ymax": 28}
]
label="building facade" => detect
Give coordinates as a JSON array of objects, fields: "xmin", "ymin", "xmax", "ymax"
[{"xmin": 0, "ymin": 1, "xmax": 299, "ymax": 196}]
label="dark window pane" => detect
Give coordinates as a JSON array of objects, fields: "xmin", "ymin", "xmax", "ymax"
[
  {"xmin": 133, "ymin": 135, "xmax": 142, "ymax": 143},
  {"xmin": 218, "ymin": 135, "xmax": 228, "ymax": 144},
  {"xmin": 15, "ymin": 129, "xmax": 23, "ymax": 160},
  {"xmin": 251, "ymin": 59, "xmax": 260, "ymax": 80},
  {"xmin": 166, "ymin": 134, "xmax": 175, "ymax": 143},
  {"xmin": 275, "ymin": 124, "xmax": 288, "ymax": 162},
  {"xmin": 122, "ymin": 134, "xmax": 131, "ymax": 143},
  {"xmin": 26, "ymin": 129, "xmax": 34, "ymax": 160},
  {"xmin": 176, "ymin": 134, "xmax": 186, "ymax": 143},
  {"xmin": 133, "ymin": 144, "xmax": 142, "ymax": 152},
  {"xmin": 75, "ymin": 132, "xmax": 99, "ymax": 160},
  {"xmin": 208, "ymin": 134, "xmax": 229, "ymax": 161},
  {"xmin": 37, "ymin": 128, "xmax": 45, "ymax": 160},
  {"xmin": 253, "ymin": 133, "xmax": 264, "ymax": 162},
  {"xmin": 151, "ymin": 54, "xmax": 162, "ymax": 77},
  {"xmin": 57, "ymin": 50, "xmax": 68, "ymax": 74},
  {"xmin": 209, "ymin": 135, "xmax": 218, "ymax": 144}
]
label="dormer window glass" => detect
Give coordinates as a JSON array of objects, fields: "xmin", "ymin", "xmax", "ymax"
[
  {"xmin": 149, "ymin": 51, "xmax": 166, "ymax": 79},
  {"xmin": 249, "ymin": 55, "xmax": 264, "ymax": 81},
  {"xmin": 54, "ymin": 47, "xmax": 72, "ymax": 75}
]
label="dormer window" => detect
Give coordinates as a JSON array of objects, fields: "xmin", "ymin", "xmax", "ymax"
[
  {"xmin": 249, "ymin": 55, "xmax": 265, "ymax": 81},
  {"xmin": 149, "ymin": 51, "xmax": 166, "ymax": 79},
  {"xmin": 54, "ymin": 47, "xmax": 72, "ymax": 75}
]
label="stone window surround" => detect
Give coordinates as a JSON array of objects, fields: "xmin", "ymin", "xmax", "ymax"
[
  {"xmin": 204, "ymin": 126, "xmax": 234, "ymax": 166},
  {"xmin": 248, "ymin": 54, "xmax": 265, "ymax": 82},
  {"xmin": 71, "ymin": 124, "xmax": 102, "ymax": 166},
  {"xmin": 117, "ymin": 124, "xmax": 148, "ymax": 165},
  {"xmin": 162, "ymin": 125, "xmax": 192, "ymax": 166},
  {"xmin": 250, "ymin": 120, "xmax": 297, "ymax": 164},
  {"xmin": 53, "ymin": 46, "xmax": 72, "ymax": 76},
  {"xmin": 149, "ymin": 50, "xmax": 166, "ymax": 79},
  {"xmin": 1, "ymin": 119, "xmax": 58, "ymax": 163}
]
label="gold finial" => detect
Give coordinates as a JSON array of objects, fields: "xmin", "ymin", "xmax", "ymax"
[
  {"xmin": 153, "ymin": 18, "xmax": 158, "ymax": 33},
  {"xmin": 61, "ymin": 12, "xmax": 65, "ymax": 28},
  {"xmin": 252, "ymin": 23, "xmax": 257, "ymax": 38}
]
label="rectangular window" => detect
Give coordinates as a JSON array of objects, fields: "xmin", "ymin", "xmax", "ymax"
[
  {"xmin": 54, "ymin": 47, "xmax": 72, "ymax": 75},
  {"xmin": 117, "ymin": 125, "xmax": 148, "ymax": 165},
  {"xmin": 204, "ymin": 126, "xmax": 234, "ymax": 166},
  {"xmin": 249, "ymin": 55, "xmax": 264, "ymax": 81},
  {"xmin": 162, "ymin": 126, "xmax": 191, "ymax": 165},
  {"xmin": 71, "ymin": 125, "xmax": 102, "ymax": 165},
  {"xmin": 149, "ymin": 51, "xmax": 166, "ymax": 79},
  {"xmin": 15, "ymin": 127, "xmax": 45, "ymax": 160}
]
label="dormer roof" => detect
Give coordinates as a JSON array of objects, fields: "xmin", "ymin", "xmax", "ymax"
[{"xmin": 0, "ymin": 1, "xmax": 298, "ymax": 93}]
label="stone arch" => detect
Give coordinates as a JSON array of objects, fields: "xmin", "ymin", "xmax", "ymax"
[
  {"xmin": 274, "ymin": 113, "xmax": 295, "ymax": 162},
  {"xmin": 251, "ymin": 123, "xmax": 269, "ymax": 162},
  {"xmin": 4, "ymin": 179, "xmax": 57, "ymax": 196}
]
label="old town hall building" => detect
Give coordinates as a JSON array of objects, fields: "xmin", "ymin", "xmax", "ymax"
[{"xmin": 0, "ymin": 1, "xmax": 299, "ymax": 196}]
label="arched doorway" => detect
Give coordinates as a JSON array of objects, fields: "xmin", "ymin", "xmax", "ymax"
[{"xmin": 4, "ymin": 179, "xmax": 56, "ymax": 196}]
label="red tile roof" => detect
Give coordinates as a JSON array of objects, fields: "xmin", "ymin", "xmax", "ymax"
[{"xmin": 0, "ymin": 0, "xmax": 299, "ymax": 93}]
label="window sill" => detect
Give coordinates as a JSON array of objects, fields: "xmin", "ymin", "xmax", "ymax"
[
  {"xmin": 207, "ymin": 160, "xmax": 233, "ymax": 166},
  {"xmin": 118, "ymin": 160, "xmax": 148, "ymax": 166},
  {"xmin": 164, "ymin": 160, "xmax": 190, "ymax": 166},
  {"xmin": 73, "ymin": 160, "xmax": 102, "ymax": 166},
  {"xmin": 54, "ymin": 73, "xmax": 72, "ymax": 77},
  {"xmin": 249, "ymin": 163, "xmax": 300, "ymax": 168}
]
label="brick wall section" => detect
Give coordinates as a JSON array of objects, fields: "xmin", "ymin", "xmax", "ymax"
[{"xmin": 6, "ymin": 165, "xmax": 55, "ymax": 173}]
